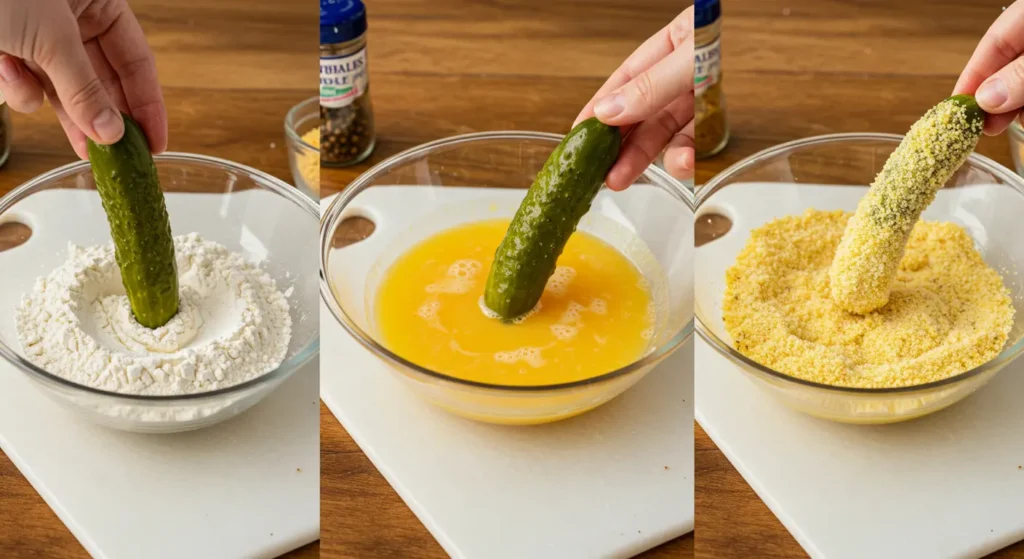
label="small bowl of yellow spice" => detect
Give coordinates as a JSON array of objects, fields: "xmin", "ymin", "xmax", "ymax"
[
  {"xmin": 696, "ymin": 132, "xmax": 1024, "ymax": 424},
  {"xmin": 285, "ymin": 96, "xmax": 320, "ymax": 199}
]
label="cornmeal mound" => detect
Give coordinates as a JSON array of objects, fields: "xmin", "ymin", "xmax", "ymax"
[{"xmin": 723, "ymin": 209, "xmax": 1015, "ymax": 388}]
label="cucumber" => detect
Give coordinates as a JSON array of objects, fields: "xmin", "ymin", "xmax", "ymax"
[
  {"xmin": 483, "ymin": 117, "xmax": 621, "ymax": 320},
  {"xmin": 828, "ymin": 94, "xmax": 985, "ymax": 313},
  {"xmin": 87, "ymin": 113, "xmax": 179, "ymax": 329},
  {"xmin": 948, "ymin": 94, "xmax": 985, "ymax": 127}
]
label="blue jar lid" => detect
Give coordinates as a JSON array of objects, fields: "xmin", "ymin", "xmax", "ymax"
[
  {"xmin": 321, "ymin": 0, "xmax": 367, "ymax": 45},
  {"xmin": 695, "ymin": 0, "xmax": 721, "ymax": 28}
]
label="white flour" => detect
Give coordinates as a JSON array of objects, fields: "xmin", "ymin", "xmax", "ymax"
[{"xmin": 16, "ymin": 233, "xmax": 292, "ymax": 397}]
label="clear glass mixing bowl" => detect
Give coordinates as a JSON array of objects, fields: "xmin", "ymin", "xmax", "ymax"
[
  {"xmin": 0, "ymin": 153, "xmax": 320, "ymax": 433},
  {"xmin": 1011, "ymin": 119, "xmax": 1024, "ymax": 178},
  {"xmin": 321, "ymin": 131, "xmax": 694, "ymax": 425},
  {"xmin": 696, "ymin": 133, "xmax": 1024, "ymax": 424}
]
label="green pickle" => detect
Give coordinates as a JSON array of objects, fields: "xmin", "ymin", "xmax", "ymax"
[
  {"xmin": 483, "ymin": 118, "xmax": 621, "ymax": 320},
  {"xmin": 829, "ymin": 94, "xmax": 985, "ymax": 314},
  {"xmin": 87, "ymin": 113, "xmax": 179, "ymax": 329}
]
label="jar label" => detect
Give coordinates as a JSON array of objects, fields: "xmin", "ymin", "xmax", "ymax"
[
  {"xmin": 695, "ymin": 36, "xmax": 721, "ymax": 97},
  {"xmin": 321, "ymin": 48, "xmax": 368, "ymax": 109}
]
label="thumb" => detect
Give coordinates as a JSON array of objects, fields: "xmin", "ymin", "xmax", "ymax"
[
  {"xmin": 32, "ymin": 21, "xmax": 124, "ymax": 145},
  {"xmin": 975, "ymin": 55, "xmax": 1024, "ymax": 116},
  {"xmin": 593, "ymin": 39, "xmax": 691, "ymax": 127}
]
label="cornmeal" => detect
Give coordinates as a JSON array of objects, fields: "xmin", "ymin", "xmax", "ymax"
[
  {"xmin": 298, "ymin": 128, "xmax": 320, "ymax": 194},
  {"xmin": 723, "ymin": 209, "xmax": 1014, "ymax": 388},
  {"xmin": 829, "ymin": 100, "xmax": 982, "ymax": 314}
]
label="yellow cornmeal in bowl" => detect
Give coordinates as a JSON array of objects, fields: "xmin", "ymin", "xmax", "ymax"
[
  {"xmin": 723, "ymin": 209, "xmax": 1014, "ymax": 389},
  {"xmin": 297, "ymin": 128, "xmax": 320, "ymax": 193}
]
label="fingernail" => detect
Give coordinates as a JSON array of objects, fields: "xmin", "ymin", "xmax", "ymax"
[
  {"xmin": 594, "ymin": 95, "xmax": 625, "ymax": 120},
  {"xmin": 680, "ymin": 150, "xmax": 694, "ymax": 170},
  {"xmin": 0, "ymin": 57, "xmax": 21, "ymax": 83},
  {"xmin": 976, "ymin": 78, "xmax": 1008, "ymax": 110},
  {"xmin": 92, "ymin": 109, "xmax": 124, "ymax": 143}
]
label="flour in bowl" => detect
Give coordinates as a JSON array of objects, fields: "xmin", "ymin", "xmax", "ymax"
[{"xmin": 15, "ymin": 233, "xmax": 292, "ymax": 396}]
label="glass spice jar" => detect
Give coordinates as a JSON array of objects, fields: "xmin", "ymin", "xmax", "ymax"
[
  {"xmin": 0, "ymin": 91, "xmax": 10, "ymax": 169},
  {"xmin": 320, "ymin": 0, "xmax": 375, "ymax": 167},
  {"xmin": 694, "ymin": 0, "xmax": 729, "ymax": 159}
]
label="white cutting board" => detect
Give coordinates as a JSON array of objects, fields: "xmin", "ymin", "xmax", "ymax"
[
  {"xmin": 320, "ymin": 190, "xmax": 694, "ymax": 559},
  {"xmin": 0, "ymin": 190, "xmax": 320, "ymax": 559},
  {"xmin": 695, "ymin": 182, "xmax": 1024, "ymax": 559}
]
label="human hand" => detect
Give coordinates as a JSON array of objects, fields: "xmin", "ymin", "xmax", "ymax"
[
  {"xmin": 954, "ymin": 0, "xmax": 1024, "ymax": 136},
  {"xmin": 0, "ymin": 0, "xmax": 167, "ymax": 159},
  {"xmin": 574, "ymin": 7, "xmax": 693, "ymax": 190}
]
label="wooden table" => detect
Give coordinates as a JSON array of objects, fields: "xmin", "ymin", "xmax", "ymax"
[
  {"xmin": 694, "ymin": 1, "xmax": 1024, "ymax": 557},
  {"xmin": 0, "ymin": 1, "xmax": 317, "ymax": 557},
  {"xmin": 319, "ymin": 1, "xmax": 691, "ymax": 557}
]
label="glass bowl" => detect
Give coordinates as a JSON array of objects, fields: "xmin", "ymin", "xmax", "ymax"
[
  {"xmin": 1011, "ymin": 119, "xmax": 1024, "ymax": 178},
  {"xmin": 0, "ymin": 153, "xmax": 320, "ymax": 433},
  {"xmin": 285, "ymin": 96, "xmax": 320, "ymax": 199},
  {"xmin": 696, "ymin": 133, "xmax": 1024, "ymax": 424},
  {"xmin": 0, "ymin": 100, "xmax": 10, "ymax": 168},
  {"xmin": 321, "ymin": 131, "xmax": 694, "ymax": 425}
]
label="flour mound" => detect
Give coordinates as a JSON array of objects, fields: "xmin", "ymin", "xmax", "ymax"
[{"xmin": 16, "ymin": 233, "xmax": 293, "ymax": 396}]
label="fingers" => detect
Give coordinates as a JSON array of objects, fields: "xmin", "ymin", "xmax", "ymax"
[
  {"xmin": 593, "ymin": 44, "xmax": 692, "ymax": 127},
  {"xmin": 605, "ymin": 95, "xmax": 690, "ymax": 191},
  {"xmin": 973, "ymin": 55, "xmax": 1024, "ymax": 136},
  {"xmin": 975, "ymin": 53, "xmax": 1024, "ymax": 114},
  {"xmin": 574, "ymin": 6, "xmax": 693, "ymax": 126},
  {"xmin": 95, "ymin": 3, "xmax": 167, "ymax": 153},
  {"xmin": 54, "ymin": 103, "xmax": 91, "ymax": 160},
  {"xmin": 0, "ymin": 55, "xmax": 45, "ymax": 113},
  {"xmin": 953, "ymin": 1, "xmax": 1024, "ymax": 97},
  {"xmin": 21, "ymin": 41, "xmax": 136, "ymax": 160},
  {"xmin": 23, "ymin": 59, "xmax": 90, "ymax": 159},
  {"xmin": 664, "ymin": 119, "xmax": 695, "ymax": 181},
  {"xmin": 31, "ymin": 13, "xmax": 124, "ymax": 146},
  {"xmin": 84, "ymin": 40, "xmax": 130, "ymax": 113},
  {"xmin": 983, "ymin": 110, "xmax": 1020, "ymax": 136},
  {"xmin": 594, "ymin": 15, "xmax": 693, "ymax": 127}
]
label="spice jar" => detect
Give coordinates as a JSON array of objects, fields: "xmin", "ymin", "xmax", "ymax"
[
  {"xmin": 694, "ymin": 0, "xmax": 729, "ymax": 159},
  {"xmin": 320, "ymin": 0, "xmax": 375, "ymax": 167},
  {"xmin": 0, "ymin": 91, "xmax": 10, "ymax": 169}
]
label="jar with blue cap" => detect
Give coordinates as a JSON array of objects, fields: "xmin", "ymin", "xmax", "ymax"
[
  {"xmin": 695, "ymin": 0, "xmax": 728, "ymax": 159},
  {"xmin": 321, "ymin": 0, "xmax": 375, "ymax": 166}
]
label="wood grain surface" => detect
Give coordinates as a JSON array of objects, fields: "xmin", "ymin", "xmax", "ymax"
[
  {"xmin": 319, "ymin": 1, "xmax": 692, "ymax": 558},
  {"xmin": 0, "ymin": 0, "xmax": 317, "ymax": 557},
  {"xmin": 694, "ymin": 1, "xmax": 1024, "ymax": 557}
]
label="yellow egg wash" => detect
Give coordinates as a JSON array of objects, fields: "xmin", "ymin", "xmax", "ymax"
[{"xmin": 374, "ymin": 219, "xmax": 654, "ymax": 386}]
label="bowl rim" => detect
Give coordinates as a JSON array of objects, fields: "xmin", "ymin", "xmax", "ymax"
[
  {"xmin": 320, "ymin": 129, "xmax": 695, "ymax": 392},
  {"xmin": 695, "ymin": 131, "xmax": 1024, "ymax": 394},
  {"xmin": 285, "ymin": 96, "xmax": 319, "ymax": 153},
  {"xmin": 0, "ymin": 151, "xmax": 321, "ymax": 403}
]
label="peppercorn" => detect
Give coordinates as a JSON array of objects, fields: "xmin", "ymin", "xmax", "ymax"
[
  {"xmin": 320, "ymin": 0, "xmax": 376, "ymax": 167},
  {"xmin": 320, "ymin": 98, "xmax": 373, "ymax": 164}
]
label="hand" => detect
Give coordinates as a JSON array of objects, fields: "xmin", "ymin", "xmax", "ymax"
[
  {"xmin": 954, "ymin": 0, "xmax": 1024, "ymax": 135},
  {"xmin": 0, "ymin": 0, "xmax": 167, "ymax": 159},
  {"xmin": 574, "ymin": 7, "xmax": 693, "ymax": 190}
]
